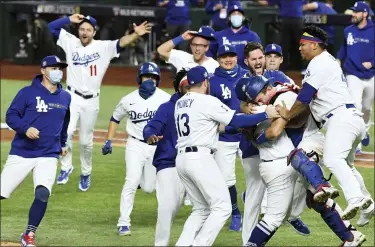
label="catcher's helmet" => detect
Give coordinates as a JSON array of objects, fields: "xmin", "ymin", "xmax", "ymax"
[
  {"xmin": 137, "ymin": 62, "xmax": 161, "ymax": 86},
  {"xmin": 245, "ymin": 75, "xmax": 271, "ymax": 102}
]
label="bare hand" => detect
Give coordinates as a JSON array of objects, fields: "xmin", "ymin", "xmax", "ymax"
[
  {"xmin": 265, "ymin": 105, "xmax": 280, "ymax": 119},
  {"xmin": 133, "ymin": 21, "xmax": 152, "ymax": 36},
  {"xmin": 250, "ymin": 105, "xmax": 267, "ymax": 114},
  {"xmin": 182, "ymin": 30, "xmax": 198, "ymax": 41},
  {"xmin": 285, "ymin": 83, "xmax": 301, "ymax": 92},
  {"xmin": 147, "ymin": 135, "xmax": 163, "ymax": 144},
  {"xmin": 275, "ymin": 101, "xmax": 289, "ymax": 120},
  {"xmin": 215, "ymin": 3, "xmax": 224, "ymax": 10},
  {"xmin": 60, "ymin": 147, "xmax": 68, "ymax": 157},
  {"xmin": 26, "ymin": 127, "xmax": 40, "ymax": 139},
  {"xmin": 362, "ymin": 62, "xmax": 372, "ymax": 70},
  {"xmin": 69, "ymin": 13, "xmax": 85, "ymax": 24}
]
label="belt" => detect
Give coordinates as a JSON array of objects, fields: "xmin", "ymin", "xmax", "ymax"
[
  {"xmin": 131, "ymin": 135, "xmax": 147, "ymax": 143},
  {"xmin": 261, "ymin": 156, "xmax": 287, "ymax": 162},
  {"xmin": 67, "ymin": 86, "xmax": 99, "ymax": 99},
  {"xmin": 180, "ymin": 146, "xmax": 214, "ymax": 154},
  {"xmin": 320, "ymin": 104, "xmax": 355, "ymax": 127}
]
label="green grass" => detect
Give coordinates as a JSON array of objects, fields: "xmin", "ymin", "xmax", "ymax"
[{"xmin": 0, "ymin": 141, "xmax": 374, "ymax": 246}]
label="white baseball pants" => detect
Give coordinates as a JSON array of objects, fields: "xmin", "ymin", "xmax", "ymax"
[
  {"xmin": 175, "ymin": 148, "xmax": 231, "ymax": 246},
  {"xmin": 60, "ymin": 91, "xmax": 99, "ymax": 176},
  {"xmin": 214, "ymin": 141, "xmax": 241, "ymax": 187},
  {"xmin": 117, "ymin": 137, "xmax": 157, "ymax": 227},
  {"xmin": 346, "ymin": 75, "xmax": 374, "ymax": 133},
  {"xmin": 155, "ymin": 167, "xmax": 185, "ymax": 246},
  {"xmin": 1, "ymin": 155, "xmax": 58, "ymax": 198}
]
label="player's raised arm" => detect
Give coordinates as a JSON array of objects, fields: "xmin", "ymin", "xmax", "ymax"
[
  {"xmin": 119, "ymin": 21, "xmax": 152, "ymax": 48},
  {"xmin": 48, "ymin": 13, "xmax": 85, "ymax": 38},
  {"xmin": 157, "ymin": 30, "xmax": 197, "ymax": 60}
]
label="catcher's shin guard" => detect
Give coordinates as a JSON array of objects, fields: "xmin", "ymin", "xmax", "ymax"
[
  {"xmin": 288, "ymin": 148, "xmax": 330, "ymax": 191},
  {"xmin": 306, "ymin": 191, "xmax": 354, "ymax": 242}
]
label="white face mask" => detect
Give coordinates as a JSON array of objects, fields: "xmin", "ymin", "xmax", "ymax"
[
  {"xmin": 230, "ymin": 15, "xmax": 243, "ymax": 28},
  {"xmin": 47, "ymin": 69, "xmax": 63, "ymax": 84}
]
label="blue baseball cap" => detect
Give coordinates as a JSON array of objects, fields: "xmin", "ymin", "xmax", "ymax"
[
  {"xmin": 245, "ymin": 75, "xmax": 271, "ymax": 102},
  {"xmin": 350, "ymin": 1, "xmax": 370, "ymax": 12},
  {"xmin": 187, "ymin": 66, "xmax": 209, "ymax": 85},
  {"xmin": 193, "ymin": 26, "xmax": 215, "ymax": 41},
  {"xmin": 235, "ymin": 75, "xmax": 251, "ymax": 101},
  {"xmin": 41, "ymin": 55, "xmax": 68, "ymax": 69},
  {"xmin": 228, "ymin": 4, "xmax": 244, "ymax": 16},
  {"xmin": 80, "ymin": 15, "xmax": 97, "ymax": 29},
  {"xmin": 265, "ymin": 43, "xmax": 283, "ymax": 56},
  {"xmin": 218, "ymin": 44, "xmax": 237, "ymax": 57}
]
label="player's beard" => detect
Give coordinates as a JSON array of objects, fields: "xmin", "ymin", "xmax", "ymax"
[{"xmin": 352, "ymin": 14, "xmax": 364, "ymax": 24}]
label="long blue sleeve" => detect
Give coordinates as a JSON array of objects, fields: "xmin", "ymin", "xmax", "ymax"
[
  {"xmin": 143, "ymin": 105, "xmax": 168, "ymax": 141},
  {"xmin": 60, "ymin": 107, "xmax": 70, "ymax": 147},
  {"xmin": 229, "ymin": 112, "xmax": 267, "ymax": 129},
  {"xmin": 6, "ymin": 89, "xmax": 30, "ymax": 135},
  {"xmin": 337, "ymin": 42, "xmax": 346, "ymax": 61},
  {"xmin": 48, "ymin": 17, "xmax": 71, "ymax": 38}
]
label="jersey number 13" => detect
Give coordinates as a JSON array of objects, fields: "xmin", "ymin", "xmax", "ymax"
[{"xmin": 177, "ymin": 113, "xmax": 190, "ymax": 137}]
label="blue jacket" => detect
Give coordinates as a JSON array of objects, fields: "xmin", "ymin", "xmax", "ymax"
[
  {"xmin": 210, "ymin": 65, "xmax": 249, "ymax": 142},
  {"xmin": 6, "ymin": 74, "xmax": 71, "ymax": 158},
  {"xmin": 205, "ymin": 0, "xmax": 240, "ymax": 29},
  {"xmin": 158, "ymin": 0, "xmax": 200, "ymax": 25},
  {"xmin": 268, "ymin": 0, "xmax": 305, "ymax": 18},
  {"xmin": 305, "ymin": 3, "xmax": 337, "ymax": 44},
  {"xmin": 337, "ymin": 21, "xmax": 375, "ymax": 79},
  {"xmin": 263, "ymin": 70, "xmax": 292, "ymax": 84},
  {"xmin": 143, "ymin": 93, "xmax": 180, "ymax": 173},
  {"xmin": 209, "ymin": 26, "xmax": 261, "ymax": 68}
]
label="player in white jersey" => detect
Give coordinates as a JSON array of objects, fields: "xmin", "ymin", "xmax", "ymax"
[
  {"xmin": 277, "ymin": 25, "xmax": 373, "ymax": 221},
  {"xmin": 48, "ymin": 13, "xmax": 152, "ymax": 191},
  {"xmin": 101, "ymin": 62, "xmax": 170, "ymax": 236},
  {"xmin": 157, "ymin": 26, "xmax": 219, "ymax": 74},
  {"xmin": 242, "ymin": 74, "xmax": 367, "ymax": 247},
  {"xmin": 173, "ymin": 66, "xmax": 280, "ymax": 246}
]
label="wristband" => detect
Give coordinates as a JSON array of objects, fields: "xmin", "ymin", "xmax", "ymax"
[
  {"xmin": 255, "ymin": 130, "xmax": 269, "ymax": 145},
  {"xmin": 172, "ymin": 35, "xmax": 184, "ymax": 46}
]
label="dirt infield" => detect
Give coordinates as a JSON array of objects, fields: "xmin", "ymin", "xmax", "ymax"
[
  {"xmin": 1, "ymin": 129, "xmax": 373, "ymax": 168},
  {"xmin": 0, "ymin": 61, "xmax": 304, "ymax": 87},
  {"xmin": 0, "ymin": 242, "xmax": 18, "ymax": 246}
]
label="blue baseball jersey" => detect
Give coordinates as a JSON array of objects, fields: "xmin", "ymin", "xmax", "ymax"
[
  {"xmin": 305, "ymin": 2, "xmax": 337, "ymax": 44},
  {"xmin": 209, "ymin": 27, "xmax": 261, "ymax": 68},
  {"xmin": 6, "ymin": 74, "xmax": 71, "ymax": 159},
  {"xmin": 143, "ymin": 93, "xmax": 180, "ymax": 173},
  {"xmin": 210, "ymin": 65, "xmax": 249, "ymax": 142},
  {"xmin": 337, "ymin": 21, "xmax": 375, "ymax": 79},
  {"xmin": 157, "ymin": 0, "xmax": 200, "ymax": 25}
]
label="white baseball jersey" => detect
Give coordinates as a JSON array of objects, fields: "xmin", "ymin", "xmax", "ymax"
[
  {"xmin": 174, "ymin": 92, "xmax": 235, "ymax": 150},
  {"xmin": 303, "ymin": 51, "xmax": 355, "ymax": 122},
  {"xmin": 57, "ymin": 29, "xmax": 120, "ymax": 94},
  {"xmin": 254, "ymin": 90, "xmax": 295, "ymax": 161},
  {"xmin": 167, "ymin": 49, "xmax": 219, "ymax": 74},
  {"xmin": 112, "ymin": 88, "xmax": 170, "ymax": 140}
]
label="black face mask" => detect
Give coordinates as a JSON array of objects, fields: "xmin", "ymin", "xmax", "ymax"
[{"xmin": 139, "ymin": 79, "xmax": 156, "ymax": 99}]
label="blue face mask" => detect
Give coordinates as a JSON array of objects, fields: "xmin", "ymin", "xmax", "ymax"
[
  {"xmin": 230, "ymin": 15, "xmax": 243, "ymax": 28},
  {"xmin": 139, "ymin": 79, "xmax": 156, "ymax": 99},
  {"xmin": 47, "ymin": 69, "xmax": 63, "ymax": 84}
]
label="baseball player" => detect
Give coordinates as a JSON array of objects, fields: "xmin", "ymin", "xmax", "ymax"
[
  {"xmin": 1, "ymin": 56, "xmax": 71, "ymax": 247},
  {"xmin": 209, "ymin": 44, "xmax": 248, "ymax": 231},
  {"xmin": 101, "ymin": 62, "xmax": 170, "ymax": 236},
  {"xmin": 337, "ymin": 1, "xmax": 374, "ymax": 153},
  {"xmin": 157, "ymin": 26, "xmax": 219, "ymax": 74},
  {"xmin": 278, "ymin": 25, "xmax": 373, "ymax": 221},
  {"xmin": 143, "ymin": 69, "xmax": 189, "ymax": 246},
  {"xmin": 243, "ymin": 75, "xmax": 367, "ymax": 247},
  {"xmin": 48, "ymin": 13, "xmax": 152, "ymax": 191}
]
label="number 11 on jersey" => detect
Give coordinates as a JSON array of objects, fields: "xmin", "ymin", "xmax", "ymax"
[
  {"xmin": 90, "ymin": 64, "xmax": 97, "ymax": 76},
  {"xmin": 177, "ymin": 113, "xmax": 190, "ymax": 137}
]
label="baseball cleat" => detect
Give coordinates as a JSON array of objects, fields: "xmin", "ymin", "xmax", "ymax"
[
  {"xmin": 361, "ymin": 133, "xmax": 370, "ymax": 147},
  {"xmin": 340, "ymin": 230, "xmax": 366, "ymax": 247},
  {"xmin": 79, "ymin": 174, "xmax": 91, "ymax": 192},
  {"xmin": 21, "ymin": 232, "xmax": 36, "ymax": 247},
  {"xmin": 313, "ymin": 186, "xmax": 339, "ymax": 203},
  {"xmin": 287, "ymin": 218, "xmax": 311, "ymax": 236},
  {"xmin": 118, "ymin": 226, "xmax": 131, "ymax": 236},
  {"xmin": 342, "ymin": 198, "xmax": 373, "ymax": 221},
  {"xmin": 357, "ymin": 202, "xmax": 374, "ymax": 227},
  {"xmin": 56, "ymin": 167, "xmax": 74, "ymax": 185},
  {"xmin": 229, "ymin": 215, "xmax": 242, "ymax": 232}
]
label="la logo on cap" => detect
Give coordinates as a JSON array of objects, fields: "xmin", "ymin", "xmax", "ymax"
[
  {"xmin": 355, "ymin": 2, "xmax": 357, "ymax": 7},
  {"xmin": 225, "ymin": 46, "xmax": 229, "ymax": 51},
  {"xmin": 148, "ymin": 65, "xmax": 154, "ymax": 71},
  {"xmin": 55, "ymin": 56, "xmax": 60, "ymax": 62},
  {"xmin": 199, "ymin": 27, "xmax": 202, "ymax": 32},
  {"xmin": 234, "ymin": 5, "xmax": 238, "ymax": 9},
  {"xmin": 43, "ymin": 61, "xmax": 47, "ymax": 66},
  {"xmin": 272, "ymin": 44, "xmax": 276, "ymax": 50}
]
